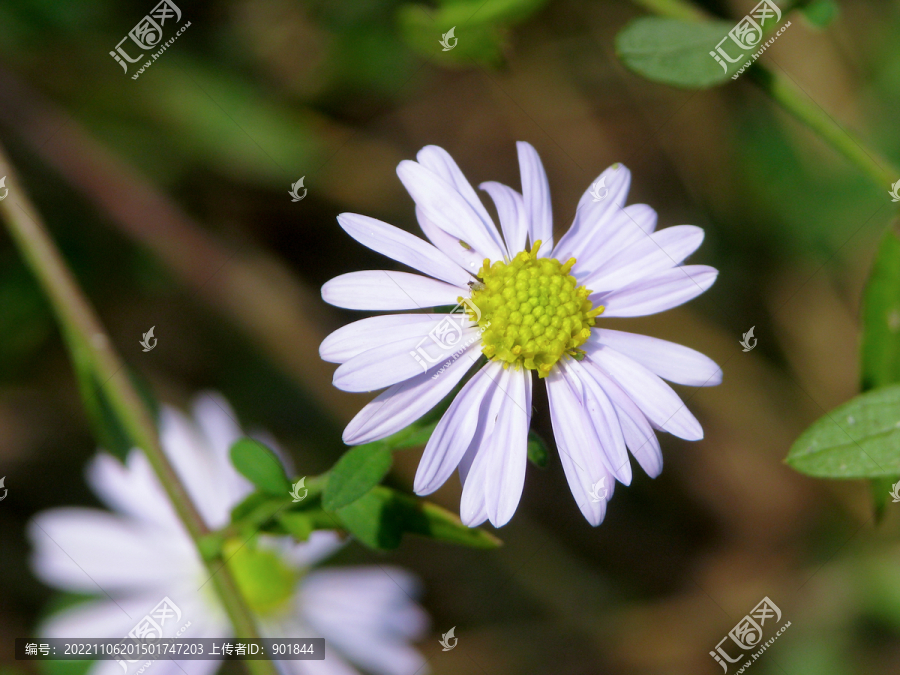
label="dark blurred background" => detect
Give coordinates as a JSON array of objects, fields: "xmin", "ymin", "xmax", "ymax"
[{"xmin": 2, "ymin": 0, "xmax": 900, "ymax": 673}]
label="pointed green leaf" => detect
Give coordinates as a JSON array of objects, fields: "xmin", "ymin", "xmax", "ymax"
[
  {"xmin": 323, "ymin": 444, "xmax": 394, "ymax": 511},
  {"xmin": 786, "ymin": 384, "xmax": 900, "ymax": 478},
  {"xmin": 615, "ymin": 17, "xmax": 743, "ymax": 89},
  {"xmin": 861, "ymin": 223, "xmax": 900, "ymax": 391},
  {"xmin": 229, "ymin": 438, "xmax": 291, "ymax": 496},
  {"xmin": 277, "ymin": 512, "xmax": 314, "ymax": 542},
  {"xmin": 335, "ymin": 486, "xmax": 501, "ymax": 550}
]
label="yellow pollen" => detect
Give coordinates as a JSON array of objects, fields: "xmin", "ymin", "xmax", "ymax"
[{"xmin": 464, "ymin": 241, "xmax": 603, "ymax": 377}]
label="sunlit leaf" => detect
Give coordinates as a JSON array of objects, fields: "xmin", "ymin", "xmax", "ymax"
[
  {"xmin": 229, "ymin": 438, "xmax": 291, "ymax": 496},
  {"xmin": 786, "ymin": 384, "xmax": 900, "ymax": 478},
  {"xmin": 861, "ymin": 223, "xmax": 900, "ymax": 391},
  {"xmin": 323, "ymin": 444, "xmax": 393, "ymax": 511},
  {"xmin": 615, "ymin": 17, "xmax": 743, "ymax": 89},
  {"xmin": 335, "ymin": 486, "xmax": 501, "ymax": 550}
]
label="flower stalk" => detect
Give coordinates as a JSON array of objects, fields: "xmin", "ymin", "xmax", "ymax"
[
  {"xmin": 631, "ymin": 0, "xmax": 900, "ymax": 188},
  {"xmin": 0, "ymin": 142, "xmax": 278, "ymax": 675}
]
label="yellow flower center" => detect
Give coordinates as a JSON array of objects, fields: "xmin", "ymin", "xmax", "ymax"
[{"xmin": 467, "ymin": 242, "xmax": 603, "ymax": 377}]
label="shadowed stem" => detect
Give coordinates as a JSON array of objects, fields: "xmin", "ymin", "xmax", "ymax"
[
  {"xmin": 631, "ymin": 0, "xmax": 900, "ymax": 188},
  {"xmin": 0, "ymin": 142, "xmax": 278, "ymax": 675}
]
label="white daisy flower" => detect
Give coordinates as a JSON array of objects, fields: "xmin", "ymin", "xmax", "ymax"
[
  {"xmin": 28, "ymin": 394, "xmax": 429, "ymax": 675},
  {"xmin": 320, "ymin": 143, "xmax": 722, "ymax": 528}
]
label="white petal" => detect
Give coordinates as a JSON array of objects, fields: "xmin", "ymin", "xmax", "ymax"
[
  {"xmin": 561, "ymin": 360, "xmax": 631, "ymax": 485},
  {"xmin": 594, "ymin": 265, "xmax": 718, "ymax": 317},
  {"xmin": 581, "ymin": 362, "xmax": 663, "ymax": 478},
  {"xmin": 415, "ymin": 145, "xmax": 502, "ymax": 248},
  {"xmin": 159, "ymin": 407, "xmax": 234, "ymax": 529},
  {"xmin": 545, "ymin": 370, "xmax": 613, "ymax": 526},
  {"xmin": 397, "ymin": 160, "xmax": 505, "ymax": 261},
  {"xmin": 320, "ymin": 314, "xmax": 447, "ymax": 364},
  {"xmin": 28, "ymin": 509, "xmax": 195, "ymax": 593},
  {"xmin": 334, "ymin": 325, "xmax": 481, "ymax": 392},
  {"xmin": 85, "ymin": 452, "xmax": 179, "ymax": 530},
  {"xmin": 322, "ymin": 271, "xmax": 464, "ymax": 310},
  {"xmin": 301, "ymin": 567, "xmax": 428, "ymax": 675},
  {"xmin": 479, "ymin": 181, "xmax": 528, "ymax": 255},
  {"xmin": 337, "ymin": 213, "xmax": 473, "ymax": 287},
  {"xmin": 483, "ymin": 369, "xmax": 531, "ymax": 526},
  {"xmin": 517, "ymin": 142, "xmax": 553, "ymax": 252},
  {"xmin": 416, "ymin": 206, "xmax": 484, "ymax": 275},
  {"xmin": 592, "ymin": 328, "xmax": 722, "ymax": 386},
  {"xmin": 414, "ymin": 364, "xmax": 499, "ymax": 495},
  {"xmin": 574, "ymin": 203, "xmax": 658, "ymax": 277},
  {"xmin": 284, "ymin": 530, "xmax": 347, "ymax": 568},
  {"xmin": 342, "ymin": 348, "xmax": 480, "ymax": 445},
  {"xmin": 586, "ymin": 345, "xmax": 704, "ymax": 440},
  {"xmin": 554, "ymin": 163, "xmax": 632, "ymax": 261},
  {"xmin": 584, "ymin": 225, "xmax": 705, "ymax": 292},
  {"xmin": 458, "ymin": 362, "xmax": 507, "ymax": 526}
]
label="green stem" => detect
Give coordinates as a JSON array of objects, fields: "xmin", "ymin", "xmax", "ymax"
[
  {"xmin": 631, "ymin": 0, "xmax": 900, "ymax": 187},
  {"xmin": 748, "ymin": 66, "xmax": 896, "ymax": 187},
  {"xmin": 0, "ymin": 143, "xmax": 278, "ymax": 675}
]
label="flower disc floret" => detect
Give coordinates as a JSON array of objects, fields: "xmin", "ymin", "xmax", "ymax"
[{"xmin": 468, "ymin": 242, "xmax": 603, "ymax": 377}]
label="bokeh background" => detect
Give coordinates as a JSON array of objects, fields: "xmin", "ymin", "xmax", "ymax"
[{"xmin": 2, "ymin": 0, "xmax": 900, "ymax": 673}]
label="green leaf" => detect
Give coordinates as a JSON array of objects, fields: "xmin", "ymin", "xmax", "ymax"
[
  {"xmin": 801, "ymin": 0, "xmax": 838, "ymax": 29},
  {"xmin": 786, "ymin": 384, "xmax": 900, "ymax": 478},
  {"xmin": 323, "ymin": 444, "xmax": 394, "ymax": 511},
  {"xmin": 527, "ymin": 430, "xmax": 549, "ymax": 468},
  {"xmin": 229, "ymin": 438, "xmax": 291, "ymax": 496},
  {"xmin": 615, "ymin": 17, "xmax": 744, "ymax": 89},
  {"xmin": 397, "ymin": 0, "xmax": 550, "ymax": 66},
  {"xmin": 335, "ymin": 486, "xmax": 502, "ymax": 550},
  {"xmin": 861, "ymin": 224, "xmax": 900, "ymax": 391},
  {"xmin": 276, "ymin": 512, "xmax": 314, "ymax": 542}
]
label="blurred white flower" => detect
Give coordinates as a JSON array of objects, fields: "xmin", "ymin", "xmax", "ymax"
[{"xmin": 28, "ymin": 393, "xmax": 429, "ymax": 675}]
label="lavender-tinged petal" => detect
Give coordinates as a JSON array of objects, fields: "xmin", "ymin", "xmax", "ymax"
[
  {"xmin": 593, "ymin": 265, "xmax": 718, "ymax": 317},
  {"xmin": 590, "ymin": 328, "xmax": 722, "ymax": 386},
  {"xmin": 586, "ymin": 345, "xmax": 704, "ymax": 441},
  {"xmin": 322, "ymin": 270, "xmax": 465, "ymax": 310},
  {"xmin": 342, "ymin": 348, "xmax": 480, "ymax": 445},
  {"xmin": 517, "ymin": 142, "xmax": 554, "ymax": 253},
  {"xmin": 338, "ymin": 213, "xmax": 473, "ymax": 287},
  {"xmin": 397, "ymin": 160, "xmax": 505, "ymax": 262},
  {"xmin": 320, "ymin": 314, "xmax": 447, "ymax": 364},
  {"xmin": 479, "ymin": 181, "xmax": 528, "ymax": 255}
]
